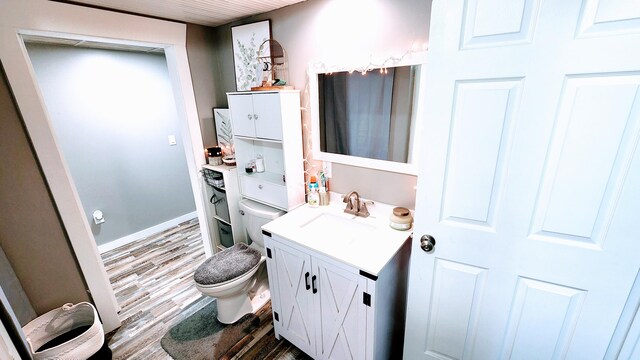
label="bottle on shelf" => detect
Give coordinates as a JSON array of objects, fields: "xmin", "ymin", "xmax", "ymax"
[
  {"xmin": 308, "ymin": 176, "xmax": 319, "ymax": 208},
  {"xmin": 255, "ymin": 154, "xmax": 265, "ymax": 173}
]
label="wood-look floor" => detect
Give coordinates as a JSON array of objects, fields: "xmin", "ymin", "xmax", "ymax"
[{"xmin": 101, "ymin": 218, "xmax": 306, "ymax": 359}]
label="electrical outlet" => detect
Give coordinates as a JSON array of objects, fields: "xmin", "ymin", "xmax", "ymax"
[
  {"xmin": 323, "ymin": 161, "xmax": 332, "ymax": 178},
  {"xmin": 168, "ymin": 135, "xmax": 177, "ymax": 146}
]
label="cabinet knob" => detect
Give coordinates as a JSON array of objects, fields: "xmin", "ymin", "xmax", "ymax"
[
  {"xmin": 258, "ymin": 184, "xmax": 264, "ymax": 189},
  {"xmin": 254, "ymin": 114, "xmax": 259, "ymax": 120},
  {"xmin": 247, "ymin": 114, "xmax": 252, "ymax": 120}
]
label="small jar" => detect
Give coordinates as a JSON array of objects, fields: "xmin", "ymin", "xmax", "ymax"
[
  {"xmin": 390, "ymin": 207, "xmax": 413, "ymax": 231},
  {"xmin": 207, "ymin": 147, "xmax": 223, "ymax": 165}
]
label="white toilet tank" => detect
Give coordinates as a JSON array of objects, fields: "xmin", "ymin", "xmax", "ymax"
[{"xmin": 238, "ymin": 199, "xmax": 285, "ymax": 247}]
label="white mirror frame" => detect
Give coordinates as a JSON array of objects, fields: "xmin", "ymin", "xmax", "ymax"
[{"xmin": 309, "ymin": 51, "xmax": 428, "ymax": 175}]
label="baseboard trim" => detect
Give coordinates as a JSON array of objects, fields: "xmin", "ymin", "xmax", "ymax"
[{"xmin": 98, "ymin": 211, "xmax": 197, "ymax": 254}]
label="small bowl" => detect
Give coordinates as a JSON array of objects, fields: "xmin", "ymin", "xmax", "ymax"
[{"xmin": 222, "ymin": 156, "xmax": 236, "ymax": 166}]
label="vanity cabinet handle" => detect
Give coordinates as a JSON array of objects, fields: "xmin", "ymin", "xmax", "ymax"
[
  {"xmin": 254, "ymin": 114, "xmax": 259, "ymax": 120},
  {"xmin": 305, "ymin": 272, "xmax": 311, "ymax": 290},
  {"xmin": 247, "ymin": 114, "xmax": 252, "ymax": 120},
  {"xmin": 312, "ymin": 275, "xmax": 318, "ymax": 294},
  {"xmin": 258, "ymin": 184, "xmax": 263, "ymax": 189}
]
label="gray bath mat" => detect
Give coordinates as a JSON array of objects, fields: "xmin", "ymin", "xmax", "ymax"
[{"xmin": 160, "ymin": 299, "xmax": 259, "ymax": 359}]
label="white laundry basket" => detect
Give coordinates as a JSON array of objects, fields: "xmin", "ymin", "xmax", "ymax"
[{"xmin": 22, "ymin": 302, "xmax": 105, "ymax": 360}]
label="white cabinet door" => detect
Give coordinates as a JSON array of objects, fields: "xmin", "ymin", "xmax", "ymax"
[
  {"xmin": 404, "ymin": 1, "xmax": 640, "ymax": 359},
  {"xmin": 228, "ymin": 94, "xmax": 255, "ymax": 138},
  {"xmin": 252, "ymin": 93, "xmax": 283, "ymax": 140},
  {"xmin": 314, "ymin": 258, "xmax": 366, "ymax": 360},
  {"xmin": 271, "ymin": 241, "xmax": 316, "ymax": 357}
]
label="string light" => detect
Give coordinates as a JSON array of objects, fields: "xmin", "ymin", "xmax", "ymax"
[
  {"xmin": 308, "ymin": 47, "xmax": 425, "ymax": 76},
  {"xmin": 300, "ymin": 45, "xmax": 428, "ymax": 184}
]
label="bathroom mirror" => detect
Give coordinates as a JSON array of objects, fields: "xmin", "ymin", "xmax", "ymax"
[{"xmin": 309, "ymin": 52, "xmax": 427, "ymax": 175}]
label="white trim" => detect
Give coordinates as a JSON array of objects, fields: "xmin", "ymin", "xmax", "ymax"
[
  {"xmin": 0, "ymin": 0, "xmax": 213, "ymax": 333},
  {"xmin": 0, "ymin": 320, "xmax": 20, "ymax": 360},
  {"xmin": 97, "ymin": 211, "xmax": 197, "ymax": 254}
]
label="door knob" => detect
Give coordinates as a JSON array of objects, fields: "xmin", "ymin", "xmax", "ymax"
[{"xmin": 420, "ymin": 235, "xmax": 436, "ymax": 253}]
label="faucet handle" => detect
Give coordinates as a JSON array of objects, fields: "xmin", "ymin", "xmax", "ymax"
[{"xmin": 357, "ymin": 200, "xmax": 371, "ymax": 217}]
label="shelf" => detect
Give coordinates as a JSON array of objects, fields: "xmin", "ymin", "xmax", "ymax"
[
  {"xmin": 239, "ymin": 171, "xmax": 287, "ymax": 186},
  {"xmin": 235, "ymin": 135, "xmax": 283, "ymax": 144},
  {"xmin": 208, "ymin": 184, "xmax": 225, "ymax": 192},
  {"xmin": 213, "ymin": 214, "xmax": 231, "ymax": 226},
  {"xmin": 203, "ymin": 163, "xmax": 236, "ymax": 172},
  {"xmin": 227, "ymin": 89, "xmax": 300, "ymax": 95},
  {"xmin": 216, "ymin": 245, "xmax": 228, "ymax": 252}
]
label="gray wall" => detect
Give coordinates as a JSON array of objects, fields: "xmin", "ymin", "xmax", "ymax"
[
  {"xmin": 186, "ymin": 24, "xmax": 220, "ymax": 148},
  {"xmin": 210, "ymin": 0, "xmax": 432, "ymax": 209},
  {"xmin": 26, "ymin": 44, "xmax": 196, "ymax": 246},
  {"xmin": 0, "ymin": 64, "xmax": 90, "ymax": 314}
]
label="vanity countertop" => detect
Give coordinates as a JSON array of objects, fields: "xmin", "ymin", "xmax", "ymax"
[{"xmin": 262, "ymin": 192, "xmax": 412, "ymax": 275}]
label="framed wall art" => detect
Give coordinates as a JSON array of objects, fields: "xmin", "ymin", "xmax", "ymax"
[
  {"xmin": 213, "ymin": 108, "xmax": 233, "ymax": 156},
  {"xmin": 231, "ymin": 20, "xmax": 271, "ymax": 91}
]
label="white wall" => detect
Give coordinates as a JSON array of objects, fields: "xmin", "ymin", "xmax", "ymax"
[
  {"xmin": 26, "ymin": 43, "xmax": 196, "ymax": 247},
  {"xmin": 211, "ymin": 0, "xmax": 432, "ymax": 209}
]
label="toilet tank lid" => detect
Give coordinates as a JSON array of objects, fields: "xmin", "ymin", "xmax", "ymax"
[{"xmin": 239, "ymin": 199, "xmax": 285, "ymax": 219}]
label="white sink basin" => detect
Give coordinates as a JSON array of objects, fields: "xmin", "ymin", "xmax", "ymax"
[
  {"xmin": 301, "ymin": 213, "xmax": 375, "ymax": 234},
  {"xmin": 262, "ymin": 193, "xmax": 412, "ymax": 275}
]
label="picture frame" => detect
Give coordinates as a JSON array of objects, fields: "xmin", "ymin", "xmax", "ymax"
[
  {"xmin": 231, "ymin": 20, "xmax": 271, "ymax": 91},
  {"xmin": 213, "ymin": 108, "xmax": 233, "ymax": 156}
]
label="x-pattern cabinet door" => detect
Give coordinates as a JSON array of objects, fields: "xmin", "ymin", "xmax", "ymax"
[
  {"xmin": 270, "ymin": 241, "xmax": 316, "ymax": 356},
  {"xmin": 314, "ymin": 258, "xmax": 366, "ymax": 360}
]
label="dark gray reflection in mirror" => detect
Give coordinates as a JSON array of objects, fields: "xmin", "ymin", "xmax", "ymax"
[{"xmin": 318, "ymin": 65, "xmax": 417, "ymax": 163}]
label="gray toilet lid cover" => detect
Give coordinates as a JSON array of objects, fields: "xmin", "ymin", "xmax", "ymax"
[{"xmin": 194, "ymin": 243, "xmax": 261, "ymax": 285}]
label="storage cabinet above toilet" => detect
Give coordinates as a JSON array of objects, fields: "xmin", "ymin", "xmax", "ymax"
[
  {"xmin": 228, "ymin": 92, "xmax": 283, "ymax": 141},
  {"xmin": 227, "ymin": 91, "xmax": 304, "ymax": 211}
]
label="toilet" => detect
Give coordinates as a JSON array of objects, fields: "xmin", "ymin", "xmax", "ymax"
[{"xmin": 194, "ymin": 199, "xmax": 284, "ymax": 324}]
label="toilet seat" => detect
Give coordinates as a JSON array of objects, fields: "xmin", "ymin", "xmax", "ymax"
[
  {"xmin": 194, "ymin": 243, "xmax": 261, "ymax": 286},
  {"xmin": 195, "ymin": 260, "xmax": 262, "ymax": 290}
]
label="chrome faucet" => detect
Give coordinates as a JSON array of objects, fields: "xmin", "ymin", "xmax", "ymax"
[{"xmin": 343, "ymin": 191, "xmax": 371, "ymax": 218}]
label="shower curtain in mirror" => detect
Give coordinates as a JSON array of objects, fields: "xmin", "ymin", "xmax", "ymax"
[{"xmin": 323, "ymin": 69, "xmax": 394, "ymax": 161}]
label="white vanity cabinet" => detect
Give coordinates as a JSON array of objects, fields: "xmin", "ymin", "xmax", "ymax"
[
  {"xmin": 227, "ymin": 91, "xmax": 304, "ymax": 211},
  {"xmin": 263, "ymin": 231, "xmax": 410, "ymax": 360}
]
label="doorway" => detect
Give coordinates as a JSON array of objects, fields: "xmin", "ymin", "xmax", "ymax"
[{"xmin": 0, "ymin": 0, "xmax": 213, "ymax": 332}]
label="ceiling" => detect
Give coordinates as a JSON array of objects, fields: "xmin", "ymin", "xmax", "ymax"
[{"xmin": 59, "ymin": 0, "xmax": 307, "ymax": 27}]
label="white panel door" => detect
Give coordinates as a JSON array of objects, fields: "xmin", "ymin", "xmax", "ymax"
[
  {"xmin": 228, "ymin": 94, "xmax": 255, "ymax": 137},
  {"xmin": 252, "ymin": 93, "xmax": 283, "ymax": 141},
  {"xmin": 271, "ymin": 241, "xmax": 316, "ymax": 356},
  {"xmin": 404, "ymin": 0, "xmax": 640, "ymax": 359},
  {"xmin": 314, "ymin": 258, "xmax": 365, "ymax": 360}
]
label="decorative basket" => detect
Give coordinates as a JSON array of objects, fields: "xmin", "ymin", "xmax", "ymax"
[{"xmin": 202, "ymin": 168, "xmax": 224, "ymax": 188}]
